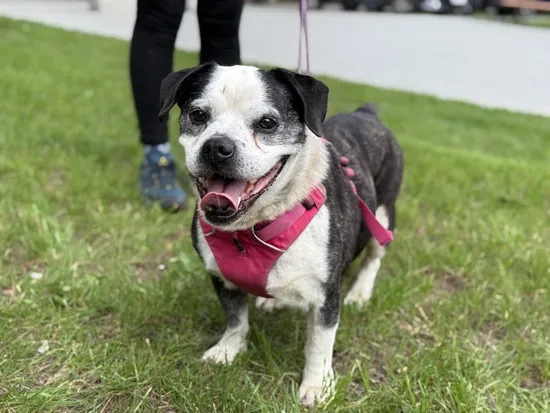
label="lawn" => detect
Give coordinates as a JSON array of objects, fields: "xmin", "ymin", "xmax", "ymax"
[
  {"xmin": 1, "ymin": 17, "xmax": 549, "ymax": 413},
  {"xmin": 477, "ymin": 12, "xmax": 550, "ymax": 29}
]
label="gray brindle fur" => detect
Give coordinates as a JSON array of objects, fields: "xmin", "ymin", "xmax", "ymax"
[{"xmin": 159, "ymin": 62, "xmax": 403, "ymax": 406}]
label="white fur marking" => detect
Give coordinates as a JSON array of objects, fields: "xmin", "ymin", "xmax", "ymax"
[
  {"xmin": 264, "ymin": 204, "xmax": 330, "ymax": 311},
  {"xmin": 201, "ymin": 307, "xmax": 249, "ymax": 364},
  {"xmin": 255, "ymin": 297, "xmax": 309, "ymax": 313},
  {"xmin": 180, "ymin": 66, "xmax": 295, "ymax": 191},
  {"xmin": 299, "ymin": 310, "xmax": 337, "ymax": 406},
  {"xmin": 344, "ymin": 205, "xmax": 389, "ymax": 307},
  {"xmin": 255, "ymin": 297, "xmax": 280, "ymax": 312}
]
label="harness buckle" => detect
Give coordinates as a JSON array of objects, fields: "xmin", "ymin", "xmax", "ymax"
[{"xmin": 301, "ymin": 197, "xmax": 315, "ymax": 211}]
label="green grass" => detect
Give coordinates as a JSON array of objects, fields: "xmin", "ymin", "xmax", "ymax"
[
  {"xmin": 476, "ymin": 12, "xmax": 550, "ymax": 29},
  {"xmin": 518, "ymin": 14, "xmax": 550, "ymax": 29},
  {"xmin": 1, "ymin": 17, "xmax": 549, "ymax": 412}
]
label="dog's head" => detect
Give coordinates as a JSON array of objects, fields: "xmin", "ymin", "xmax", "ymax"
[{"xmin": 159, "ymin": 63, "xmax": 329, "ymax": 228}]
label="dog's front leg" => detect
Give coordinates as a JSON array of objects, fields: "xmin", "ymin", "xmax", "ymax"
[
  {"xmin": 201, "ymin": 275, "xmax": 249, "ymax": 364},
  {"xmin": 299, "ymin": 290, "xmax": 339, "ymax": 406}
]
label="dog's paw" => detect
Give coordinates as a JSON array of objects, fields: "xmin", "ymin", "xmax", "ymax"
[
  {"xmin": 299, "ymin": 370, "xmax": 335, "ymax": 407},
  {"xmin": 201, "ymin": 337, "xmax": 247, "ymax": 364},
  {"xmin": 255, "ymin": 297, "xmax": 281, "ymax": 312},
  {"xmin": 255, "ymin": 297, "xmax": 309, "ymax": 313},
  {"xmin": 343, "ymin": 287, "xmax": 372, "ymax": 308}
]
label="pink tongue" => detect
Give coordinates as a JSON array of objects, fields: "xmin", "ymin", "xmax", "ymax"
[{"xmin": 200, "ymin": 178, "xmax": 248, "ymax": 211}]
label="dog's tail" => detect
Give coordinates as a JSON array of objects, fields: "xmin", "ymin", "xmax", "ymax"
[{"xmin": 356, "ymin": 103, "xmax": 378, "ymax": 116}]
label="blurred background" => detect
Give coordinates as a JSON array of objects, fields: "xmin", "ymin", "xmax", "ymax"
[
  {"xmin": 254, "ymin": 0, "xmax": 550, "ymax": 16},
  {"xmin": 1, "ymin": 0, "xmax": 548, "ymax": 116}
]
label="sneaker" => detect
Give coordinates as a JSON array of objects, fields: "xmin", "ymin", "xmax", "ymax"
[{"xmin": 140, "ymin": 148, "xmax": 186, "ymax": 211}]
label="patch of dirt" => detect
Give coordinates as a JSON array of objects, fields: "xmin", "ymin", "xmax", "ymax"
[
  {"xmin": 2, "ymin": 244, "xmax": 48, "ymax": 303},
  {"xmin": 332, "ymin": 349, "xmax": 350, "ymax": 374},
  {"xmin": 44, "ymin": 169, "xmax": 66, "ymax": 194},
  {"xmin": 518, "ymin": 325, "xmax": 540, "ymax": 344},
  {"xmin": 477, "ymin": 317, "xmax": 506, "ymax": 339},
  {"xmin": 3, "ymin": 243, "xmax": 30, "ymax": 268},
  {"xmin": 35, "ymin": 362, "xmax": 72, "ymax": 387},
  {"xmin": 21, "ymin": 260, "xmax": 47, "ymax": 276},
  {"xmin": 470, "ymin": 317, "xmax": 505, "ymax": 351},
  {"xmin": 98, "ymin": 388, "xmax": 173, "ymax": 413},
  {"xmin": 531, "ymin": 288, "xmax": 547, "ymax": 302},
  {"xmin": 421, "ymin": 266, "xmax": 467, "ymax": 296},
  {"xmin": 70, "ymin": 260, "xmax": 104, "ymax": 275},
  {"xmin": 420, "ymin": 267, "xmax": 467, "ymax": 317},
  {"xmin": 520, "ymin": 365, "xmax": 550, "ymax": 390},
  {"xmin": 435, "ymin": 272, "xmax": 466, "ymax": 295},
  {"xmin": 97, "ymin": 394, "xmax": 124, "ymax": 413},
  {"xmin": 347, "ymin": 380, "xmax": 365, "ymax": 399},
  {"xmin": 132, "ymin": 257, "xmax": 178, "ymax": 282},
  {"xmin": 1, "ymin": 287, "xmax": 18, "ymax": 298},
  {"xmin": 3, "ymin": 241, "xmax": 48, "ymax": 277},
  {"xmin": 396, "ymin": 306, "xmax": 439, "ymax": 346},
  {"xmin": 333, "ymin": 345, "xmax": 389, "ymax": 391},
  {"xmin": 368, "ymin": 353, "xmax": 389, "ymax": 386},
  {"xmin": 132, "ymin": 230, "xmax": 192, "ymax": 282},
  {"xmin": 470, "ymin": 330, "xmax": 500, "ymax": 350},
  {"xmin": 96, "ymin": 314, "xmax": 120, "ymax": 340},
  {"xmin": 133, "ymin": 261, "xmax": 162, "ymax": 282},
  {"xmin": 415, "ymin": 225, "xmax": 427, "ymax": 238}
]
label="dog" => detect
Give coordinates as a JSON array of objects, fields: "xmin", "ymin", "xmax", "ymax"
[{"xmin": 158, "ymin": 62, "xmax": 403, "ymax": 406}]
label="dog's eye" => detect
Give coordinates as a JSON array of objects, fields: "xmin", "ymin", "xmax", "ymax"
[
  {"xmin": 258, "ymin": 117, "xmax": 277, "ymax": 130},
  {"xmin": 189, "ymin": 109, "xmax": 208, "ymax": 125}
]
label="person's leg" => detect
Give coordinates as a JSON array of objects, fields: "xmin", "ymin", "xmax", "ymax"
[
  {"xmin": 197, "ymin": 0, "xmax": 244, "ymax": 66},
  {"xmin": 130, "ymin": 0, "xmax": 187, "ymax": 211}
]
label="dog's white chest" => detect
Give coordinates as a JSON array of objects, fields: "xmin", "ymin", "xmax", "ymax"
[
  {"xmin": 196, "ymin": 206, "xmax": 331, "ymax": 309},
  {"xmin": 264, "ymin": 205, "xmax": 330, "ymax": 308}
]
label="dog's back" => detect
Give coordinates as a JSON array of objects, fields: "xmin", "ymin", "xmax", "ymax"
[{"xmin": 323, "ymin": 104, "xmax": 403, "ymax": 229}]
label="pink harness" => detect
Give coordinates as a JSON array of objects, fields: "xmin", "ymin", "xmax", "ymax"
[{"xmin": 199, "ymin": 149, "xmax": 394, "ymax": 298}]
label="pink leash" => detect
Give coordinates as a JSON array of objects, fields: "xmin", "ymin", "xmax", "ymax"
[
  {"xmin": 297, "ymin": 6, "xmax": 393, "ymax": 246},
  {"xmin": 297, "ymin": 0, "xmax": 310, "ymax": 75}
]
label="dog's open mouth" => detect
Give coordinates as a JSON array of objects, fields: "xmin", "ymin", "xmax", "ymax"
[{"xmin": 196, "ymin": 158, "xmax": 287, "ymax": 219}]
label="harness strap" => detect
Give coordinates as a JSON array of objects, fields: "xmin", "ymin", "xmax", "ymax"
[
  {"xmin": 199, "ymin": 185, "xmax": 327, "ymax": 247},
  {"xmin": 199, "ymin": 185, "xmax": 327, "ymax": 298},
  {"xmin": 255, "ymin": 186, "xmax": 326, "ymax": 242},
  {"xmin": 324, "ymin": 139, "xmax": 394, "ymax": 246},
  {"xmin": 295, "ymin": 2, "xmax": 390, "ymax": 244}
]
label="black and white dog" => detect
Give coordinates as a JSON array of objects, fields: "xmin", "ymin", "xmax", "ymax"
[{"xmin": 159, "ymin": 62, "xmax": 403, "ymax": 406}]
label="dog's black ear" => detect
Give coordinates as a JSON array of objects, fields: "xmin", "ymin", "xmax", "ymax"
[
  {"xmin": 270, "ymin": 68, "xmax": 329, "ymax": 137},
  {"xmin": 159, "ymin": 62, "xmax": 216, "ymax": 121}
]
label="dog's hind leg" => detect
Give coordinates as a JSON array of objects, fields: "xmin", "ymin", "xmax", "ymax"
[
  {"xmin": 344, "ymin": 205, "xmax": 390, "ymax": 308},
  {"xmin": 202, "ymin": 275, "xmax": 249, "ymax": 364}
]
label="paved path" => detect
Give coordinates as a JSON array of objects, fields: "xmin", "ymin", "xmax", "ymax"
[{"xmin": 1, "ymin": 0, "xmax": 550, "ymax": 116}]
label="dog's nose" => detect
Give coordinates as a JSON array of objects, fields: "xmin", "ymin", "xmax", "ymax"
[{"xmin": 202, "ymin": 137, "xmax": 236, "ymax": 166}]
